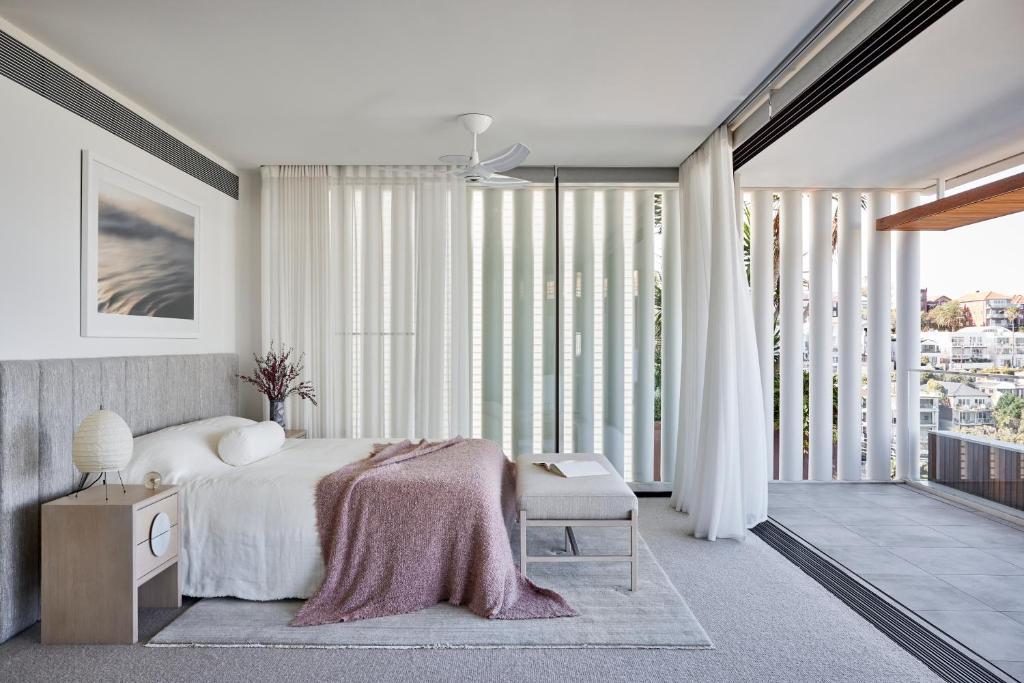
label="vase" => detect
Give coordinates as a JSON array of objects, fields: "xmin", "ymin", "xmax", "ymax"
[{"xmin": 269, "ymin": 399, "xmax": 285, "ymax": 429}]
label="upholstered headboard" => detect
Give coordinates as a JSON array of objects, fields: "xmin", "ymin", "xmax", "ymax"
[{"xmin": 0, "ymin": 353, "xmax": 238, "ymax": 641}]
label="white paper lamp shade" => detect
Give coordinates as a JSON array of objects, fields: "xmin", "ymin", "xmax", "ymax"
[{"xmin": 71, "ymin": 409, "xmax": 133, "ymax": 473}]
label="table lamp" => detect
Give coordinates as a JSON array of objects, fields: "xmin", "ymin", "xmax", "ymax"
[{"xmin": 71, "ymin": 408, "xmax": 133, "ymax": 500}]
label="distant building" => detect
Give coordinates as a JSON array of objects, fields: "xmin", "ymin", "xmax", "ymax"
[
  {"xmin": 958, "ymin": 290, "xmax": 1011, "ymax": 328},
  {"xmin": 949, "ymin": 325, "xmax": 1024, "ymax": 369},
  {"xmin": 937, "ymin": 381, "xmax": 994, "ymax": 429},
  {"xmin": 918, "ymin": 387, "xmax": 941, "ymax": 453},
  {"xmin": 921, "ymin": 288, "xmax": 951, "ymax": 313},
  {"xmin": 920, "ymin": 338, "xmax": 944, "ymax": 368},
  {"xmin": 975, "ymin": 377, "xmax": 1024, "ymax": 404}
]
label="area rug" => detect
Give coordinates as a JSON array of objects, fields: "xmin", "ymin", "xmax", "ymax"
[{"xmin": 148, "ymin": 526, "xmax": 712, "ymax": 649}]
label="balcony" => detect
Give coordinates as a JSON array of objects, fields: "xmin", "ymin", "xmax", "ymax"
[{"xmin": 770, "ymin": 481, "xmax": 1024, "ymax": 678}]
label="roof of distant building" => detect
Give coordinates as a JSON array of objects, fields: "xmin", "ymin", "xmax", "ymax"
[
  {"xmin": 957, "ymin": 290, "xmax": 1010, "ymax": 303},
  {"xmin": 937, "ymin": 381, "xmax": 988, "ymax": 397},
  {"xmin": 952, "ymin": 325, "xmax": 1014, "ymax": 335},
  {"xmin": 1012, "ymin": 294, "xmax": 1024, "ymax": 305}
]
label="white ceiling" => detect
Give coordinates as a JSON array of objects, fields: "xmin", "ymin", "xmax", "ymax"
[
  {"xmin": 0, "ymin": 0, "xmax": 836, "ymax": 169},
  {"xmin": 738, "ymin": 0, "xmax": 1024, "ymax": 190}
]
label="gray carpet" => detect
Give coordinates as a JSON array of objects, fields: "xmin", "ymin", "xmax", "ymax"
[
  {"xmin": 0, "ymin": 500, "xmax": 940, "ymax": 682},
  {"xmin": 149, "ymin": 528, "xmax": 710, "ymax": 649}
]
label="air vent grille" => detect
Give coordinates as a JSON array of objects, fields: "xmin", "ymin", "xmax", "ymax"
[
  {"xmin": 0, "ymin": 29, "xmax": 239, "ymax": 199},
  {"xmin": 754, "ymin": 519, "xmax": 1006, "ymax": 683}
]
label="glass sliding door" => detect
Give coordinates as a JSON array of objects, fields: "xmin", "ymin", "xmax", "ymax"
[
  {"xmin": 465, "ymin": 173, "xmax": 672, "ymax": 483},
  {"xmin": 469, "ymin": 185, "xmax": 557, "ymax": 458},
  {"xmin": 558, "ymin": 186, "xmax": 668, "ymax": 481}
]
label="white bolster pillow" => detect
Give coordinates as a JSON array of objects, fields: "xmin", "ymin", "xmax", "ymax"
[{"xmin": 217, "ymin": 421, "xmax": 286, "ymax": 466}]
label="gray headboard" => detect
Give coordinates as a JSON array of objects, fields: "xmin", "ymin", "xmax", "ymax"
[{"xmin": 0, "ymin": 353, "xmax": 238, "ymax": 641}]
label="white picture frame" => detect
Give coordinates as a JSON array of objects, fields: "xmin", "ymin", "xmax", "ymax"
[{"xmin": 81, "ymin": 150, "xmax": 201, "ymax": 338}]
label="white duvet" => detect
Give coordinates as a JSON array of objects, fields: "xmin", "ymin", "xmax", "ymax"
[{"xmin": 123, "ymin": 417, "xmax": 378, "ymax": 600}]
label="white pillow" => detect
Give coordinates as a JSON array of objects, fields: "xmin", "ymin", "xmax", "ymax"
[
  {"xmin": 124, "ymin": 416, "xmax": 254, "ymax": 485},
  {"xmin": 217, "ymin": 421, "xmax": 286, "ymax": 466}
]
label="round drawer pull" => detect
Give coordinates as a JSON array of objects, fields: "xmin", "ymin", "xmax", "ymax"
[{"xmin": 149, "ymin": 511, "xmax": 171, "ymax": 557}]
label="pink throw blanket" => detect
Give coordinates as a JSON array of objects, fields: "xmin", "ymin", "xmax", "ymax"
[{"xmin": 291, "ymin": 437, "xmax": 577, "ymax": 625}]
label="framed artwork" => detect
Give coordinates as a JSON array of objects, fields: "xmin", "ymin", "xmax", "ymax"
[{"xmin": 81, "ymin": 151, "xmax": 200, "ymax": 338}]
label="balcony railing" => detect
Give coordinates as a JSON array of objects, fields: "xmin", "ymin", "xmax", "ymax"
[
  {"xmin": 913, "ymin": 368, "xmax": 1024, "ymax": 479},
  {"xmin": 928, "ymin": 431, "xmax": 1024, "ymax": 511}
]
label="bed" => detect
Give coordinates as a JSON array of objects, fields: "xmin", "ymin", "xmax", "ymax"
[
  {"xmin": 120, "ymin": 417, "xmax": 575, "ymax": 622},
  {"xmin": 0, "ymin": 353, "xmax": 570, "ymax": 638},
  {"xmin": 122, "ymin": 416, "xmax": 379, "ymax": 600}
]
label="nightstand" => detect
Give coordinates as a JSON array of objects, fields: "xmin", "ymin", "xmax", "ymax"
[
  {"xmin": 41, "ymin": 484, "xmax": 181, "ymax": 644},
  {"xmin": 285, "ymin": 429, "xmax": 307, "ymax": 439}
]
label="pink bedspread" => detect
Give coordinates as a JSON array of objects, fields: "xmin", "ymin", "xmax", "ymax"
[{"xmin": 291, "ymin": 437, "xmax": 576, "ymax": 625}]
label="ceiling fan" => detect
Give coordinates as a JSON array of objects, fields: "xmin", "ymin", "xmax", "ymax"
[{"xmin": 440, "ymin": 113, "xmax": 530, "ymax": 187}]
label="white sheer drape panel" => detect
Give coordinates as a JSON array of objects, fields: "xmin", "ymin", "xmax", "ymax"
[
  {"xmin": 668, "ymin": 127, "xmax": 769, "ymax": 540},
  {"xmin": 260, "ymin": 166, "xmax": 340, "ymax": 437},
  {"xmin": 260, "ymin": 165, "xmax": 469, "ymax": 440}
]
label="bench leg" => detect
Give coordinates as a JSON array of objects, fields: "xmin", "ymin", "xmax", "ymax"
[
  {"xmin": 519, "ymin": 509, "xmax": 528, "ymax": 576},
  {"xmin": 630, "ymin": 509, "xmax": 638, "ymax": 591},
  {"xmin": 566, "ymin": 526, "xmax": 580, "ymax": 556}
]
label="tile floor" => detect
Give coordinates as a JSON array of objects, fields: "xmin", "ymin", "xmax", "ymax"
[{"xmin": 769, "ymin": 482, "xmax": 1024, "ymax": 682}]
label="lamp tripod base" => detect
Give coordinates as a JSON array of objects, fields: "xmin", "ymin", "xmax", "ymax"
[{"xmin": 69, "ymin": 471, "xmax": 128, "ymax": 500}]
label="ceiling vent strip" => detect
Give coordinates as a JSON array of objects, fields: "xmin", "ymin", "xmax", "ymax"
[
  {"xmin": 733, "ymin": 0, "xmax": 963, "ymax": 171},
  {"xmin": 0, "ymin": 29, "xmax": 239, "ymax": 199}
]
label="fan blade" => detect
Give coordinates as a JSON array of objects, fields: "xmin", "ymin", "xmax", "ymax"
[
  {"xmin": 450, "ymin": 167, "xmax": 483, "ymax": 179},
  {"xmin": 478, "ymin": 173, "xmax": 529, "ymax": 187},
  {"xmin": 479, "ymin": 143, "xmax": 530, "ymax": 173},
  {"xmin": 439, "ymin": 154, "xmax": 471, "ymax": 165}
]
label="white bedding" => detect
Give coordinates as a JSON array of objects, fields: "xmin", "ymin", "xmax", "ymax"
[{"xmin": 123, "ymin": 417, "xmax": 378, "ymax": 599}]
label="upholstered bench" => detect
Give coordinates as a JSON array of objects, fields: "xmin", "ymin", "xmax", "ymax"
[{"xmin": 515, "ymin": 453, "xmax": 639, "ymax": 591}]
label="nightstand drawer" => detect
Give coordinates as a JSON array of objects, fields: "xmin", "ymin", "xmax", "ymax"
[
  {"xmin": 134, "ymin": 494, "xmax": 178, "ymax": 545},
  {"xmin": 135, "ymin": 524, "xmax": 179, "ymax": 580}
]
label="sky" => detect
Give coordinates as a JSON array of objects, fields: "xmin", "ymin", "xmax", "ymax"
[
  {"xmin": 789, "ymin": 163, "xmax": 1024, "ymax": 302},
  {"xmin": 918, "ymin": 164, "xmax": 1024, "ymax": 300}
]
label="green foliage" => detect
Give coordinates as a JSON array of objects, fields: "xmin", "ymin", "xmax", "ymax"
[
  {"xmin": 925, "ymin": 379, "xmax": 947, "ymax": 397},
  {"xmin": 1007, "ymin": 305, "xmax": 1020, "ymax": 332},
  {"xmin": 773, "ymin": 369, "xmax": 839, "ymax": 451},
  {"xmin": 994, "ymin": 393, "xmax": 1024, "ymax": 433},
  {"xmin": 923, "ymin": 299, "xmax": 967, "ymax": 331}
]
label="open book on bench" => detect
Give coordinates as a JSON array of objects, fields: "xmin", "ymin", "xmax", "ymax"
[{"xmin": 532, "ymin": 459, "xmax": 608, "ymax": 478}]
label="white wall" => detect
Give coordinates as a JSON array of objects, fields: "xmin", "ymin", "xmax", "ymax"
[{"xmin": 0, "ymin": 21, "xmax": 262, "ymax": 418}]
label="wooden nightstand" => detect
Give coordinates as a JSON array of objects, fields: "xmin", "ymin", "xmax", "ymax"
[
  {"xmin": 41, "ymin": 484, "xmax": 181, "ymax": 644},
  {"xmin": 285, "ymin": 429, "xmax": 307, "ymax": 439}
]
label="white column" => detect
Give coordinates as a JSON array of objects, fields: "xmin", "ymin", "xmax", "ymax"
[
  {"xmin": 573, "ymin": 190, "xmax": 595, "ymax": 452},
  {"xmin": 808, "ymin": 191, "xmax": 833, "ymax": 480},
  {"xmin": 837, "ymin": 190, "xmax": 863, "ymax": 481},
  {"xmin": 448, "ymin": 183, "xmax": 472, "ymax": 438},
  {"xmin": 542, "ymin": 190, "xmax": 557, "ymax": 452},
  {"xmin": 361, "ymin": 185, "xmax": 384, "ymax": 436},
  {"xmin": 779, "ymin": 190, "xmax": 803, "ymax": 480},
  {"xmin": 390, "ymin": 185, "xmax": 415, "ymax": 437},
  {"xmin": 633, "ymin": 191, "xmax": 655, "ymax": 482},
  {"xmin": 603, "ymin": 190, "xmax": 625, "ymax": 474},
  {"xmin": 866, "ymin": 190, "xmax": 893, "ymax": 481},
  {"xmin": 511, "ymin": 189, "xmax": 534, "ymax": 456},
  {"xmin": 660, "ymin": 189, "xmax": 680, "ymax": 482},
  {"xmin": 481, "ymin": 189, "xmax": 503, "ymax": 445},
  {"xmin": 750, "ymin": 190, "xmax": 775, "ymax": 477},
  {"xmin": 895, "ymin": 191, "xmax": 922, "ymax": 481}
]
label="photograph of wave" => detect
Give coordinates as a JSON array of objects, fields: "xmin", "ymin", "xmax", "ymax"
[{"xmin": 96, "ymin": 181, "xmax": 195, "ymax": 320}]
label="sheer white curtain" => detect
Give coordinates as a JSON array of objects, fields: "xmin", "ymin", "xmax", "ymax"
[
  {"xmin": 667, "ymin": 127, "xmax": 768, "ymax": 540},
  {"xmin": 260, "ymin": 165, "xmax": 470, "ymax": 439}
]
